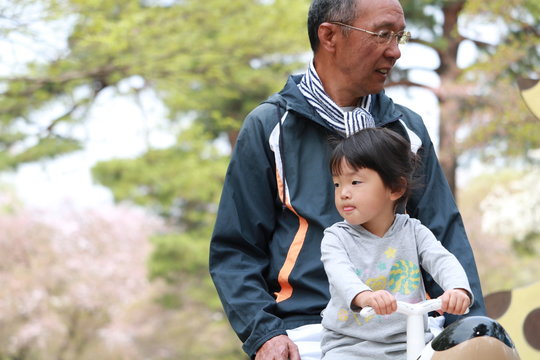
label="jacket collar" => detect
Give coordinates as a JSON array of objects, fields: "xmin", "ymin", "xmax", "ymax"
[
  {"xmin": 278, "ymin": 74, "xmax": 402, "ymax": 129},
  {"xmin": 279, "ymin": 75, "xmax": 328, "ymax": 128}
]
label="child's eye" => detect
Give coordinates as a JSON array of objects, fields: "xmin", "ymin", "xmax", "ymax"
[
  {"xmin": 352, "ymin": 181, "xmax": 362, "ymax": 185},
  {"xmin": 334, "ymin": 183, "xmax": 340, "ymax": 188}
]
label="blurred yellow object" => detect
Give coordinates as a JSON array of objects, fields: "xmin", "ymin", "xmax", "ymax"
[
  {"xmin": 484, "ymin": 281, "xmax": 540, "ymax": 360},
  {"xmin": 518, "ymin": 78, "xmax": 540, "ymax": 120}
]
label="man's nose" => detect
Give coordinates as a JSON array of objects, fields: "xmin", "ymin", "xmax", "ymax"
[{"xmin": 385, "ymin": 39, "xmax": 401, "ymax": 60}]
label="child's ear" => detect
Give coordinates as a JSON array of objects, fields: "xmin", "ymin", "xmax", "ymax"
[
  {"xmin": 390, "ymin": 188, "xmax": 406, "ymax": 201},
  {"xmin": 390, "ymin": 177, "xmax": 407, "ymax": 201}
]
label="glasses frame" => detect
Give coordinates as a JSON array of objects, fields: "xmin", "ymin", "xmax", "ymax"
[{"xmin": 330, "ymin": 21, "xmax": 411, "ymax": 45}]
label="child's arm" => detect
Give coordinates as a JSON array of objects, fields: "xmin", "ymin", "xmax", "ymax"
[
  {"xmin": 415, "ymin": 223, "xmax": 475, "ymax": 309},
  {"xmin": 353, "ymin": 290, "xmax": 397, "ymax": 315},
  {"xmin": 321, "ymin": 229, "xmax": 373, "ymax": 310},
  {"xmin": 438, "ymin": 288, "xmax": 471, "ymax": 315}
]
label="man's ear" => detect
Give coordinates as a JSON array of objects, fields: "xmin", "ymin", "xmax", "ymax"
[{"xmin": 318, "ymin": 22, "xmax": 339, "ymax": 53}]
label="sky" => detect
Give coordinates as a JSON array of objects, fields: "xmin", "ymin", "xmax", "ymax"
[{"xmin": 1, "ymin": 86, "xmax": 175, "ymax": 209}]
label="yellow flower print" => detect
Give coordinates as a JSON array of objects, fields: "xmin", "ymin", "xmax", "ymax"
[
  {"xmin": 353, "ymin": 311, "xmax": 374, "ymax": 326},
  {"xmin": 384, "ymin": 247, "xmax": 397, "ymax": 259},
  {"xmin": 338, "ymin": 308, "xmax": 349, "ymax": 321},
  {"xmin": 388, "ymin": 260, "xmax": 421, "ymax": 295},
  {"xmin": 366, "ymin": 276, "xmax": 387, "ymax": 291}
]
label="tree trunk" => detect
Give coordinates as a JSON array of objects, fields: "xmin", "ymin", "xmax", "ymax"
[
  {"xmin": 438, "ymin": 93, "xmax": 459, "ymax": 194},
  {"xmin": 436, "ymin": 1, "xmax": 465, "ymax": 196}
]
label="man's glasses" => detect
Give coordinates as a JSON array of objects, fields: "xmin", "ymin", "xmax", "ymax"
[{"xmin": 330, "ymin": 21, "xmax": 411, "ymax": 45}]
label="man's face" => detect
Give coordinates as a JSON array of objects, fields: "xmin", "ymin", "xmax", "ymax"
[{"xmin": 334, "ymin": 0, "xmax": 406, "ymax": 97}]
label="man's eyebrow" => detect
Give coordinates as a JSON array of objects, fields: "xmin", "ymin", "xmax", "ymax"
[{"xmin": 372, "ymin": 21, "xmax": 406, "ymax": 30}]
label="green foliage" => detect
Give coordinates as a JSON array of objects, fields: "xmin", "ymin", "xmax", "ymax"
[
  {"xmin": 512, "ymin": 232, "xmax": 540, "ymax": 257},
  {"xmin": 401, "ymin": 0, "xmax": 437, "ymax": 27},
  {"xmin": 16, "ymin": 137, "xmax": 81, "ymax": 164},
  {"xmin": 148, "ymin": 230, "xmax": 209, "ymax": 281},
  {"xmin": 92, "ymin": 123, "xmax": 228, "ymax": 315},
  {"xmin": 1, "ymin": 0, "xmax": 310, "ymax": 169},
  {"xmin": 75, "ymin": 0, "xmax": 310, "ymax": 290},
  {"xmin": 393, "ymin": 0, "xmax": 540, "ymax": 193},
  {"xmin": 0, "ymin": 133, "xmax": 82, "ymax": 170},
  {"xmin": 459, "ymin": 77, "xmax": 540, "ymax": 162},
  {"xmin": 92, "ymin": 122, "xmax": 228, "ymax": 227}
]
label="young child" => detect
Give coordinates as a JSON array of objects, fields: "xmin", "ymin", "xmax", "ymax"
[{"xmin": 320, "ymin": 128, "xmax": 472, "ymax": 360}]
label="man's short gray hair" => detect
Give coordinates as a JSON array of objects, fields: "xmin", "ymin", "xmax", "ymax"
[{"xmin": 307, "ymin": 0, "xmax": 359, "ymax": 52}]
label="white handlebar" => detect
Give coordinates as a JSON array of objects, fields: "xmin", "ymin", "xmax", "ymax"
[
  {"xmin": 359, "ymin": 299, "xmax": 444, "ymax": 318},
  {"xmin": 359, "ymin": 299, "xmax": 468, "ymax": 360}
]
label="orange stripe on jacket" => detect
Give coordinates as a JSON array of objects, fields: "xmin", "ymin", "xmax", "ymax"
[{"xmin": 274, "ymin": 168, "xmax": 309, "ymax": 303}]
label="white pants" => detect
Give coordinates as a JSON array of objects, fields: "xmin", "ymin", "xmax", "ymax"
[
  {"xmin": 286, "ymin": 317, "xmax": 445, "ymax": 360},
  {"xmin": 286, "ymin": 324, "xmax": 323, "ymax": 360}
]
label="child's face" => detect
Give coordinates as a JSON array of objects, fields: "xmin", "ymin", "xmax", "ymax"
[{"xmin": 332, "ymin": 159, "xmax": 401, "ymax": 237}]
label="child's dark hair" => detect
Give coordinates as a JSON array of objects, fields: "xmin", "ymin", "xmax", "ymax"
[{"xmin": 329, "ymin": 128, "xmax": 419, "ymax": 210}]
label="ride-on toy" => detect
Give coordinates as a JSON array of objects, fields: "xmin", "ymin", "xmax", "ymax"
[{"xmin": 360, "ymin": 299, "xmax": 520, "ymax": 360}]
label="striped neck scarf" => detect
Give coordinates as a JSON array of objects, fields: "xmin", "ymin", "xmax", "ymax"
[{"xmin": 298, "ymin": 60, "xmax": 375, "ymax": 137}]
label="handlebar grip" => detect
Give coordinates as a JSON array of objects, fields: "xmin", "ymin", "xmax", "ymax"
[
  {"xmin": 358, "ymin": 299, "xmax": 469, "ymax": 318},
  {"xmin": 359, "ymin": 306, "xmax": 377, "ymax": 318},
  {"xmin": 359, "ymin": 299, "xmax": 443, "ymax": 318}
]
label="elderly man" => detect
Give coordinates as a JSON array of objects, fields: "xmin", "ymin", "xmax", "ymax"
[{"xmin": 209, "ymin": 0, "xmax": 486, "ymax": 359}]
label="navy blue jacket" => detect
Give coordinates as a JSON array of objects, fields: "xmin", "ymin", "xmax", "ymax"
[{"xmin": 209, "ymin": 75, "xmax": 485, "ymax": 357}]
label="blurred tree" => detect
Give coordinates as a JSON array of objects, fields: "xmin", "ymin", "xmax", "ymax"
[
  {"xmin": 481, "ymin": 167, "xmax": 540, "ymax": 256},
  {"xmin": 0, "ymin": 203, "xmax": 160, "ymax": 360},
  {"xmin": 0, "ymin": 0, "xmax": 309, "ymax": 171},
  {"xmin": 92, "ymin": 123, "xmax": 229, "ymax": 302},
  {"xmin": 0, "ymin": 201, "xmax": 245, "ymax": 359},
  {"xmin": 1, "ymin": 1, "xmax": 308, "ymax": 357},
  {"xmin": 394, "ymin": 0, "xmax": 540, "ymax": 193},
  {"xmin": 0, "ymin": 0, "xmax": 42, "ymax": 37},
  {"xmin": 2, "ymin": 0, "xmax": 538, "ymax": 191},
  {"xmin": 0, "ymin": 0, "xmax": 310, "ymax": 277},
  {"xmin": 1, "ymin": 1, "xmax": 539, "ymax": 356},
  {"xmin": 459, "ymin": 167, "xmax": 540, "ymax": 294},
  {"xmin": 82, "ymin": 0, "xmax": 311, "ymax": 304}
]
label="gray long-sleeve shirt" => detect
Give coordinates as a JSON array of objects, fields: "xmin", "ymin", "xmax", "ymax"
[{"xmin": 320, "ymin": 214, "xmax": 472, "ymax": 359}]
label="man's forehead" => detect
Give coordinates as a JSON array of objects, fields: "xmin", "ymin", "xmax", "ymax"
[{"xmin": 355, "ymin": 0, "xmax": 406, "ymax": 28}]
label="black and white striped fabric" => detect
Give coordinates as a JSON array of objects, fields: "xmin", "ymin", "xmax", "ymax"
[{"xmin": 298, "ymin": 60, "xmax": 375, "ymax": 137}]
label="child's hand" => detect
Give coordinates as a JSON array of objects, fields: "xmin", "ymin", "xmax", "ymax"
[
  {"xmin": 353, "ymin": 290, "xmax": 397, "ymax": 315},
  {"xmin": 438, "ymin": 288, "xmax": 471, "ymax": 315}
]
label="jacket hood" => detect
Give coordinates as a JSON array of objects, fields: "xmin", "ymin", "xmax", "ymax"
[{"xmin": 336, "ymin": 214, "xmax": 412, "ymax": 239}]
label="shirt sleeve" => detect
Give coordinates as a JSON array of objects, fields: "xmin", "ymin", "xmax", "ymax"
[
  {"xmin": 415, "ymin": 223, "xmax": 474, "ymax": 304},
  {"xmin": 321, "ymin": 227, "xmax": 371, "ymax": 311},
  {"xmin": 404, "ymin": 116, "xmax": 486, "ymax": 324}
]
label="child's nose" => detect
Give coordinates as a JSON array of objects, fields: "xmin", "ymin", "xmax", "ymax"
[{"xmin": 340, "ymin": 187, "xmax": 351, "ymax": 199}]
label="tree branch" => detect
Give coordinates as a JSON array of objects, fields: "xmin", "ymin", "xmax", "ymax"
[
  {"xmin": 385, "ymin": 80, "xmax": 442, "ymax": 100},
  {"xmin": 0, "ymin": 63, "xmax": 128, "ymax": 98},
  {"xmin": 460, "ymin": 35, "xmax": 494, "ymax": 49}
]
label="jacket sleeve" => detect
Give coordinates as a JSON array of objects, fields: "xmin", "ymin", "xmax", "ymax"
[
  {"xmin": 403, "ymin": 112, "xmax": 487, "ymax": 325},
  {"xmin": 209, "ymin": 104, "xmax": 285, "ymax": 357}
]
